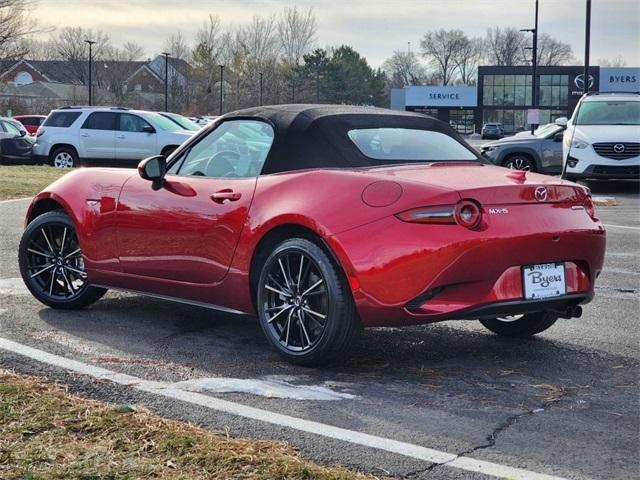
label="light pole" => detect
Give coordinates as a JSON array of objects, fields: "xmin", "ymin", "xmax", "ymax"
[
  {"xmin": 84, "ymin": 39, "xmax": 96, "ymax": 106},
  {"xmin": 584, "ymin": 0, "xmax": 592, "ymax": 94},
  {"xmin": 162, "ymin": 52, "xmax": 171, "ymax": 112},
  {"xmin": 219, "ymin": 65, "xmax": 224, "ymax": 115},
  {"xmin": 259, "ymin": 72, "xmax": 263, "ymax": 106},
  {"xmin": 521, "ymin": 0, "xmax": 539, "ymax": 134}
]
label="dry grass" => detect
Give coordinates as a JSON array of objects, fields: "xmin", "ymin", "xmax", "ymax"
[
  {"xmin": 0, "ymin": 165, "xmax": 69, "ymax": 200},
  {"xmin": 0, "ymin": 370, "xmax": 381, "ymax": 480}
]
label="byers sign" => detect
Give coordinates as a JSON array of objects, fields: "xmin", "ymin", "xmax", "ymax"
[
  {"xmin": 405, "ymin": 86, "xmax": 478, "ymax": 107},
  {"xmin": 600, "ymin": 68, "xmax": 640, "ymax": 92}
]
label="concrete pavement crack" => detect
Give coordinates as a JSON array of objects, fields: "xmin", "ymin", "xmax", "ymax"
[{"xmin": 418, "ymin": 389, "xmax": 574, "ymax": 478}]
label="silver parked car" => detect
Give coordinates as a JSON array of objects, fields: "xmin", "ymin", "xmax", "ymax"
[{"xmin": 480, "ymin": 118, "xmax": 567, "ymax": 174}]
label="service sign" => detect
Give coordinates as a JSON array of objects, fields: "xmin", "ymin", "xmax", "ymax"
[
  {"xmin": 599, "ymin": 68, "xmax": 640, "ymax": 92},
  {"xmin": 404, "ymin": 86, "xmax": 478, "ymax": 108}
]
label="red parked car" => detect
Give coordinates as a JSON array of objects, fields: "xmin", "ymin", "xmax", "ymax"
[
  {"xmin": 13, "ymin": 115, "xmax": 46, "ymax": 135},
  {"xmin": 18, "ymin": 105, "xmax": 606, "ymax": 365}
]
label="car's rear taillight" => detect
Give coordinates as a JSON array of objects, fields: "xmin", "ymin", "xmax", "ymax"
[
  {"xmin": 454, "ymin": 200, "xmax": 483, "ymax": 229},
  {"xmin": 396, "ymin": 200, "xmax": 483, "ymax": 230},
  {"xmin": 583, "ymin": 195, "xmax": 598, "ymax": 220},
  {"xmin": 35, "ymin": 127, "xmax": 44, "ymax": 137}
]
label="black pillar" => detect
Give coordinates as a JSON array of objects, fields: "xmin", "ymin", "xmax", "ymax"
[
  {"xmin": 584, "ymin": 0, "xmax": 592, "ymax": 94},
  {"xmin": 162, "ymin": 52, "xmax": 171, "ymax": 112},
  {"xmin": 219, "ymin": 65, "xmax": 224, "ymax": 115}
]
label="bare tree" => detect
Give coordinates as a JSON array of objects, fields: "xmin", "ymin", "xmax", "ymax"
[
  {"xmin": 277, "ymin": 6, "xmax": 316, "ymax": 66},
  {"xmin": 536, "ymin": 33, "xmax": 573, "ymax": 66},
  {"xmin": 121, "ymin": 41, "xmax": 145, "ymax": 61},
  {"xmin": 420, "ymin": 29, "xmax": 466, "ymax": 85},
  {"xmin": 51, "ymin": 27, "xmax": 111, "ymax": 84},
  {"xmin": 163, "ymin": 32, "xmax": 190, "ymax": 61},
  {"xmin": 484, "ymin": 27, "xmax": 527, "ymax": 66},
  {"xmin": 191, "ymin": 14, "xmax": 225, "ymax": 109},
  {"xmin": 24, "ymin": 38, "xmax": 59, "ymax": 60},
  {"xmin": 453, "ymin": 37, "xmax": 483, "ymax": 85},
  {"xmin": 597, "ymin": 54, "xmax": 627, "ymax": 68},
  {"xmin": 0, "ymin": 0, "xmax": 38, "ymax": 60},
  {"xmin": 382, "ymin": 51, "xmax": 426, "ymax": 88}
]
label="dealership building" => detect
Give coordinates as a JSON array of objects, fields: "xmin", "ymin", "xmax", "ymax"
[{"xmin": 390, "ymin": 66, "xmax": 639, "ymax": 134}]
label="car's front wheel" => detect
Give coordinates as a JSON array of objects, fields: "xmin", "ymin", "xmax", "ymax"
[
  {"xmin": 256, "ymin": 238, "xmax": 361, "ymax": 366},
  {"xmin": 18, "ymin": 211, "xmax": 107, "ymax": 309},
  {"xmin": 503, "ymin": 155, "xmax": 536, "ymax": 172},
  {"xmin": 479, "ymin": 312, "xmax": 558, "ymax": 337}
]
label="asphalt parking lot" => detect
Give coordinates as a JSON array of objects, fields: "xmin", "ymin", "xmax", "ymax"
[{"xmin": 0, "ymin": 184, "xmax": 638, "ymax": 480}]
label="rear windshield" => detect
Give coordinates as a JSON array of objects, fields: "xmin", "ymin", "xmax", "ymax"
[
  {"xmin": 43, "ymin": 112, "xmax": 82, "ymax": 128},
  {"xmin": 347, "ymin": 128, "xmax": 477, "ymax": 162},
  {"xmin": 575, "ymin": 101, "xmax": 640, "ymax": 126}
]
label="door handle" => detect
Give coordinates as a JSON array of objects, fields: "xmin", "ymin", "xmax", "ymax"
[
  {"xmin": 80, "ymin": 133, "xmax": 89, "ymax": 137},
  {"xmin": 211, "ymin": 189, "xmax": 242, "ymax": 203},
  {"xmin": 116, "ymin": 135, "xmax": 125, "ymax": 139}
]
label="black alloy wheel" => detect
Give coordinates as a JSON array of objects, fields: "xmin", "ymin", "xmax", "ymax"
[
  {"xmin": 479, "ymin": 312, "xmax": 558, "ymax": 337},
  {"xmin": 19, "ymin": 211, "xmax": 107, "ymax": 309},
  {"xmin": 256, "ymin": 238, "xmax": 361, "ymax": 366}
]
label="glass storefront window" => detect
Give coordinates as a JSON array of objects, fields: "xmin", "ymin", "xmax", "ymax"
[
  {"xmin": 540, "ymin": 75, "xmax": 552, "ymax": 86},
  {"xmin": 484, "ymin": 75, "xmax": 494, "ymax": 86},
  {"xmin": 515, "ymin": 75, "xmax": 526, "ymax": 86},
  {"xmin": 449, "ymin": 109, "xmax": 475, "ymax": 134},
  {"xmin": 483, "ymin": 86, "xmax": 494, "ymax": 106},
  {"xmin": 494, "ymin": 75, "xmax": 504, "ymax": 86},
  {"xmin": 515, "ymin": 85, "xmax": 526, "ymax": 105},
  {"xmin": 494, "ymin": 85, "xmax": 504, "ymax": 105}
]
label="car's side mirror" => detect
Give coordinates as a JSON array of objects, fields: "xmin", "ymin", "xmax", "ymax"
[
  {"xmin": 142, "ymin": 125, "xmax": 155, "ymax": 134},
  {"xmin": 19, "ymin": 130, "xmax": 26, "ymax": 137},
  {"xmin": 138, "ymin": 155, "xmax": 166, "ymax": 190},
  {"xmin": 553, "ymin": 132, "xmax": 564, "ymax": 142},
  {"xmin": 554, "ymin": 117, "xmax": 568, "ymax": 127}
]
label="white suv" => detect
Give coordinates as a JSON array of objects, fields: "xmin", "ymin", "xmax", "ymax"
[
  {"xmin": 34, "ymin": 107, "xmax": 195, "ymax": 168},
  {"xmin": 563, "ymin": 92, "xmax": 640, "ymax": 180}
]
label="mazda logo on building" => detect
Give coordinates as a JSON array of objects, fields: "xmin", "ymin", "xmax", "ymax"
[
  {"xmin": 534, "ymin": 186, "xmax": 548, "ymax": 202},
  {"xmin": 574, "ymin": 74, "xmax": 595, "ymax": 90},
  {"xmin": 613, "ymin": 143, "xmax": 625, "ymax": 153}
]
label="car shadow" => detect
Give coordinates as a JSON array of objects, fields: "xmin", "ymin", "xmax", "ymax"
[{"xmin": 37, "ymin": 293, "xmax": 637, "ymax": 406}]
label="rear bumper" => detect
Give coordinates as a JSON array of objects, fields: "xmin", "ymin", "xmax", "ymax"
[{"xmin": 331, "ymin": 205, "xmax": 605, "ymax": 327}]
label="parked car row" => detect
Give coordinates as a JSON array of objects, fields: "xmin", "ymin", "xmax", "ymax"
[
  {"xmin": 480, "ymin": 91, "xmax": 640, "ymax": 180},
  {"xmin": 1, "ymin": 107, "xmax": 200, "ymax": 167}
]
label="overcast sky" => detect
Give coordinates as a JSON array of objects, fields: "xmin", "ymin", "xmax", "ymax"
[{"xmin": 35, "ymin": 0, "xmax": 640, "ymax": 68}]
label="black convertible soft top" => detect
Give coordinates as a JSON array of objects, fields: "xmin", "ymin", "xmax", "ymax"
[{"xmin": 222, "ymin": 104, "xmax": 482, "ymax": 174}]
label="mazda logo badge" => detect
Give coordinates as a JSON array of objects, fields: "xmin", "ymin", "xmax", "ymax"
[
  {"xmin": 613, "ymin": 143, "xmax": 625, "ymax": 153},
  {"xmin": 534, "ymin": 186, "xmax": 548, "ymax": 202},
  {"xmin": 574, "ymin": 74, "xmax": 594, "ymax": 90}
]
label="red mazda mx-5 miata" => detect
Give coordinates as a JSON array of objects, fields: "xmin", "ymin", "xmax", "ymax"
[{"xmin": 19, "ymin": 105, "xmax": 606, "ymax": 365}]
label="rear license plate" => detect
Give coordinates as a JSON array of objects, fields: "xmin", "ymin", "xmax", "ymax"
[{"xmin": 522, "ymin": 263, "xmax": 566, "ymax": 300}]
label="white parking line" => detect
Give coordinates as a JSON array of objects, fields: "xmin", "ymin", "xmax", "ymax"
[
  {"xmin": 0, "ymin": 336, "xmax": 567, "ymax": 480},
  {"xmin": 604, "ymin": 223, "xmax": 640, "ymax": 230}
]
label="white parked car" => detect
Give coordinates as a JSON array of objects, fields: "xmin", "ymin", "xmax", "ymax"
[
  {"xmin": 33, "ymin": 107, "xmax": 194, "ymax": 168},
  {"xmin": 563, "ymin": 92, "xmax": 640, "ymax": 180}
]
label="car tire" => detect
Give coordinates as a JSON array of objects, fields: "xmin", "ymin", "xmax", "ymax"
[
  {"xmin": 50, "ymin": 147, "xmax": 78, "ymax": 169},
  {"xmin": 479, "ymin": 312, "xmax": 558, "ymax": 337},
  {"xmin": 18, "ymin": 211, "xmax": 107, "ymax": 309},
  {"xmin": 256, "ymin": 237, "xmax": 361, "ymax": 366},
  {"xmin": 503, "ymin": 155, "xmax": 536, "ymax": 172}
]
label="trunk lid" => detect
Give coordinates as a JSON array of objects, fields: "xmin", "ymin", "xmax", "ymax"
[{"xmin": 367, "ymin": 162, "xmax": 588, "ymax": 205}]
